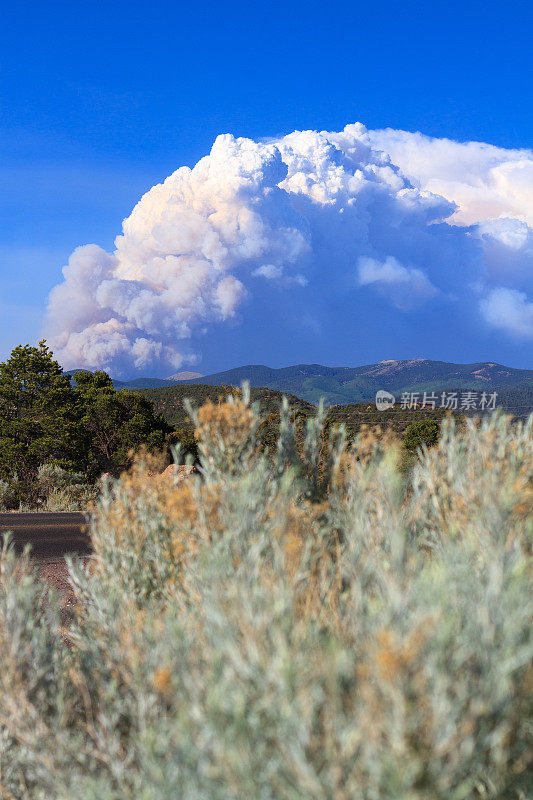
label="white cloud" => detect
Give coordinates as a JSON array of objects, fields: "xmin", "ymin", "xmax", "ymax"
[
  {"xmin": 358, "ymin": 255, "xmax": 438, "ymax": 309},
  {"xmin": 365, "ymin": 127, "xmax": 533, "ymax": 226},
  {"xmin": 292, "ymin": 274, "xmax": 308, "ymax": 287},
  {"xmin": 480, "ymin": 287, "xmax": 533, "ymax": 340},
  {"xmin": 476, "ymin": 217, "xmax": 533, "ymax": 288},
  {"xmin": 214, "ymin": 275, "xmax": 246, "ymax": 318},
  {"xmin": 253, "ymin": 264, "xmax": 283, "ymax": 280},
  {"xmin": 44, "ymin": 123, "xmax": 533, "ymax": 372}
]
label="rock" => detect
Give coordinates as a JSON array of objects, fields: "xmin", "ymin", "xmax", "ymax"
[{"xmin": 162, "ymin": 464, "xmax": 196, "ymax": 482}]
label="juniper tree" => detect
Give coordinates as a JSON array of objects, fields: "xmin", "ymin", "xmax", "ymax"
[
  {"xmin": 0, "ymin": 341, "xmax": 82, "ymax": 492},
  {"xmin": 0, "ymin": 344, "xmax": 172, "ymax": 500},
  {"xmin": 73, "ymin": 370, "xmax": 170, "ymax": 476}
]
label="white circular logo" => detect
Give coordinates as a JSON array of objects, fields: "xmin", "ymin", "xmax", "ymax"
[{"xmin": 375, "ymin": 390, "xmax": 395, "ymax": 411}]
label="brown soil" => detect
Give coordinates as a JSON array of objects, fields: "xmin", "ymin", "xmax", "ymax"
[
  {"xmin": 36, "ymin": 557, "xmax": 77, "ymax": 600},
  {"xmin": 35, "ymin": 556, "xmax": 89, "ymax": 627}
]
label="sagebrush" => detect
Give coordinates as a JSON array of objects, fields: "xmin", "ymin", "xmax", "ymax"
[
  {"xmin": 16, "ymin": 464, "xmax": 98, "ymax": 512},
  {"xmin": 0, "ymin": 392, "xmax": 531, "ymax": 799}
]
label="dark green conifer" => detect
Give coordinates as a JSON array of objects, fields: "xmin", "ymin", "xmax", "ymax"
[{"xmin": 0, "ymin": 341, "xmax": 81, "ymax": 492}]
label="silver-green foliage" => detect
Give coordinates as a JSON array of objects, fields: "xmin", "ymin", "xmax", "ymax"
[
  {"xmin": 0, "ymin": 479, "xmax": 14, "ymax": 511},
  {"xmin": 18, "ymin": 463, "xmax": 98, "ymax": 512},
  {"xmin": 0, "ymin": 400, "xmax": 531, "ymax": 799}
]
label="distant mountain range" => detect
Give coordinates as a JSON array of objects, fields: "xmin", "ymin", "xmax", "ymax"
[{"xmin": 96, "ymin": 359, "xmax": 533, "ymax": 412}]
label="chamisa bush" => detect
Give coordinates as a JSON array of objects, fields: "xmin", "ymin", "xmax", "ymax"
[{"xmin": 0, "ymin": 389, "xmax": 531, "ymax": 799}]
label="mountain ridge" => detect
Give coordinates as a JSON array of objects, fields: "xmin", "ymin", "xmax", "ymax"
[
  {"xmin": 166, "ymin": 358, "xmax": 533, "ymax": 395},
  {"xmin": 72, "ymin": 358, "xmax": 533, "ymax": 409}
]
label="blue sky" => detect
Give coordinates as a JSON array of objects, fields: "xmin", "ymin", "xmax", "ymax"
[{"xmin": 1, "ymin": 0, "xmax": 532, "ymax": 374}]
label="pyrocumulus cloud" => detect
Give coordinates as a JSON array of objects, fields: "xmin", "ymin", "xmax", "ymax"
[{"xmin": 45, "ymin": 123, "xmax": 533, "ymax": 374}]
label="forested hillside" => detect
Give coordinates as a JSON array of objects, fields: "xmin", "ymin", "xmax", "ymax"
[
  {"xmin": 140, "ymin": 384, "xmax": 314, "ymax": 426},
  {"xmin": 139, "ymin": 384, "xmax": 453, "ymax": 440}
]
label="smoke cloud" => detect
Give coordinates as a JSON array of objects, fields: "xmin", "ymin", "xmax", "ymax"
[{"xmin": 45, "ymin": 123, "xmax": 533, "ymax": 374}]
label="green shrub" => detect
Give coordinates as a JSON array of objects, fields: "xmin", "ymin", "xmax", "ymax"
[
  {"xmin": 0, "ymin": 398, "xmax": 531, "ymax": 799},
  {"xmin": 171, "ymin": 425, "xmax": 199, "ymax": 462},
  {"xmin": 0, "ymin": 478, "xmax": 15, "ymax": 511},
  {"xmin": 404, "ymin": 418, "xmax": 440, "ymax": 450}
]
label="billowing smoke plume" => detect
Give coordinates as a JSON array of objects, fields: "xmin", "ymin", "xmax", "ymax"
[{"xmin": 45, "ymin": 123, "xmax": 533, "ymax": 374}]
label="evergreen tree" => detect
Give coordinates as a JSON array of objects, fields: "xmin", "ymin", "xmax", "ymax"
[
  {"xmin": 73, "ymin": 370, "xmax": 170, "ymax": 476},
  {"xmin": 0, "ymin": 341, "xmax": 81, "ymax": 490},
  {"xmin": 0, "ymin": 343, "xmax": 172, "ymax": 501}
]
